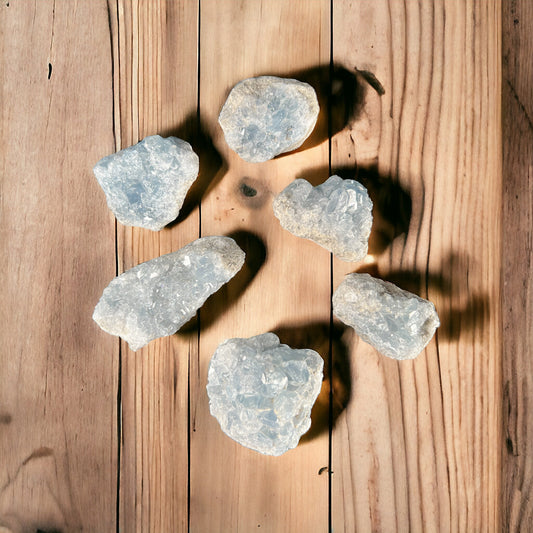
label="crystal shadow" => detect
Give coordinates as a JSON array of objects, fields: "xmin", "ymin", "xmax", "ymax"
[
  {"xmin": 272, "ymin": 321, "xmax": 351, "ymax": 443},
  {"xmin": 355, "ymin": 253, "xmax": 490, "ymax": 343},
  {"xmin": 295, "ymin": 164, "xmax": 412, "ymax": 256},
  {"xmin": 159, "ymin": 113, "xmax": 227, "ymax": 227},
  {"xmin": 241, "ymin": 64, "xmax": 384, "ymax": 157},
  {"xmin": 177, "ymin": 230, "xmax": 266, "ymax": 335}
]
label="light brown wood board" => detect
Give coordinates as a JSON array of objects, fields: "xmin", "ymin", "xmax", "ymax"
[
  {"xmin": 331, "ymin": 2, "xmax": 502, "ymax": 532},
  {"xmin": 0, "ymin": 1, "xmax": 118, "ymax": 531},
  {"xmin": 1, "ymin": 1, "xmax": 531, "ymax": 532},
  {"xmin": 107, "ymin": 1, "xmax": 199, "ymax": 530}
]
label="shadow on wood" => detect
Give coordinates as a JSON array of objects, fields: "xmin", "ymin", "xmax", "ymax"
[
  {"xmin": 160, "ymin": 113, "xmax": 227, "ymax": 227},
  {"xmin": 354, "ymin": 253, "xmax": 490, "ymax": 342},
  {"xmin": 215, "ymin": 64, "xmax": 384, "ymax": 157},
  {"xmin": 295, "ymin": 163, "xmax": 412, "ymax": 256},
  {"xmin": 291, "ymin": 64, "xmax": 384, "ymax": 154},
  {"xmin": 272, "ymin": 321, "xmax": 351, "ymax": 443},
  {"xmin": 177, "ymin": 230, "xmax": 267, "ymax": 336},
  {"xmin": 292, "ymin": 64, "xmax": 367, "ymax": 153}
]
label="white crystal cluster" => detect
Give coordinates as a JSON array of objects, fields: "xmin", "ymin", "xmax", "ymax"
[
  {"xmin": 219, "ymin": 76, "xmax": 319, "ymax": 163},
  {"xmin": 273, "ymin": 175, "xmax": 373, "ymax": 262},
  {"xmin": 93, "ymin": 236, "xmax": 245, "ymax": 351},
  {"xmin": 207, "ymin": 333, "xmax": 324, "ymax": 456},
  {"xmin": 333, "ymin": 273, "xmax": 440, "ymax": 360},
  {"xmin": 93, "ymin": 135, "xmax": 199, "ymax": 231}
]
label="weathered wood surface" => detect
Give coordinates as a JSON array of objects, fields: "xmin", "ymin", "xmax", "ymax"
[
  {"xmin": 0, "ymin": 1, "xmax": 118, "ymax": 532},
  {"xmin": 189, "ymin": 2, "xmax": 331, "ymax": 532},
  {"xmin": 502, "ymin": 0, "xmax": 533, "ymax": 530},
  {"xmin": 107, "ymin": 2, "xmax": 199, "ymax": 531},
  {"xmin": 331, "ymin": 1, "xmax": 502, "ymax": 532},
  {"xmin": 1, "ymin": 1, "xmax": 531, "ymax": 532}
]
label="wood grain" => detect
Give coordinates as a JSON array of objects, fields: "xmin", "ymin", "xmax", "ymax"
[
  {"xmin": 0, "ymin": 1, "xmax": 118, "ymax": 531},
  {"xmin": 107, "ymin": 1, "xmax": 199, "ymax": 531},
  {"xmin": 2, "ymin": 1, "xmax": 529, "ymax": 531},
  {"xmin": 331, "ymin": 1, "xmax": 502, "ymax": 531},
  {"xmin": 189, "ymin": 1, "xmax": 331, "ymax": 532},
  {"xmin": 502, "ymin": 0, "xmax": 533, "ymax": 530}
]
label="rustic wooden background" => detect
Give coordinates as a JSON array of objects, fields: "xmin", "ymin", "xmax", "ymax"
[{"xmin": 0, "ymin": 0, "xmax": 531, "ymax": 531}]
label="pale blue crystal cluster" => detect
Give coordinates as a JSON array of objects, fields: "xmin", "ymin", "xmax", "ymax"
[
  {"xmin": 219, "ymin": 76, "xmax": 319, "ymax": 163},
  {"xmin": 333, "ymin": 273, "xmax": 440, "ymax": 360},
  {"xmin": 93, "ymin": 135, "xmax": 199, "ymax": 231},
  {"xmin": 273, "ymin": 175, "xmax": 373, "ymax": 262},
  {"xmin": 93, "ymin": 236, "xmax": 245, "ymax": 351},
  {"xmin": 91, "ymin": 73, "xmax": 440, "ymax": 457},
  {"xmin": 207, "ymin": 333, "xmax": 323, "ymax": 456}
]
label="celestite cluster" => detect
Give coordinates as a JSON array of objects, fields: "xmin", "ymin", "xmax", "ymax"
[
  {"xmin": 93, "ymin": 236, "xmax": 245, "ymax": 351},
  {"xmin": 207, "ymin": 333, "xmax": 324, "ymax": 456},
  {"xmin": 219, "ymin": 76, "xmax": 319, "ymax": 163},
  {"xmin": 273, "ymin": 175, "xmax": 373, "ymax": 262},
  {"xmin": 90, "ymin": 72, "xmax": 441, "ymax": 460},
  {"xmin": 93, "ymin": 135, "xmax": 199, "ymax": 231},
  {"xmin": 333, "ymin": 273, "xmax": 440, "ymax": 360}
]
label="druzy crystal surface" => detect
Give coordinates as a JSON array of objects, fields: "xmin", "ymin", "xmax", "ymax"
[
  {"xmin": 218, "ymin": 76, "xmax": 319, "ymax": 163},
  {"xmin": 93, "ymin": 135, "xmax": 199, "ymax": 231},
  {"xmin": 93, "ymin": 236, "xmax": 245, "ymax": 351},
  {"xmin": 207, "ymin": 333, "xmax": 324, "ymax": 456},
  {"xmin": 333, "ymin": 273, "xmax": 440, "ymax": 360},
  {"xmin": 273, "ymin": 175, "xmax": 373, "ymax": 262}
]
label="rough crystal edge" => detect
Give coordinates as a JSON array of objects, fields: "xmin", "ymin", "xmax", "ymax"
[
  {"xmin": 218, "ymin": 76, "xmax": 320, "ymax": 163},
  {"xmin": 207, "ymin": 332, "xmax": 324, "ymax": 456},
  {"xmin": 332, "ymin": 273, "xmax": 440, "ymax": 360},
  {"xmin": 93, "ymin": 134, "xmax": 200, "ymax": 231},
  {"xmin": 92, "ymin": 236, "xmax": 245, "ymax": 351},
  {"xmin": 272, "ymin": 175, "xmax": 373, "ymax": 262}
]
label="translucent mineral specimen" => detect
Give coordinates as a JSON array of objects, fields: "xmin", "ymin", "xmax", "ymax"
[
  {"xmin": 273, "ymin": 175, "xmax": 373, "ymax": 262},
  {"xmin": 333, "ymin": 273, "xmax": 440, "ymax": 360},
  {"xmin": 93, "ymin": 236, "xmax": 245, "ymax": 351},
  {"xmin": 207, "ymin": 333, "xmax": 324, "ymax": 456},
  {"xmin": 218, "ymin": 76, "xmax": 319, "ymax": 163},
  {"xmin": 93, "ymin": 135, "xmax": 199, "ymax": 231}
]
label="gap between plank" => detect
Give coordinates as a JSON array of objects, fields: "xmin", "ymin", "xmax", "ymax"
[
  {"xmin": 107, "ymin": 0, "xmax": 122, "ymax": 529},
  {"xmin": 189, "ymin": 1, "xmax": 202, "ymax": 530},
  {"xmin": 328, "ymin": 1, "xmax": 334, "ymax": 531}
]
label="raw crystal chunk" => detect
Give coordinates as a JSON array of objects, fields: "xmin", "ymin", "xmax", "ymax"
[
  {"xmin": 93, "ymin": 236, "xmax": 245, "ymax": 351},
  {"xmin": 93, "ymin": 135, "xmax": 199, "ymax": 231},
  {"xmin": 273, "ymin": 175, "xmax": 373, "ymax": 262},
  {"xmin": 218, "ymin": 76, "xmax": 319, "ymax": 163},
  {"xmin": 333, "ymin": 273, "xmax": 440, "ymax": 360},
  {"xmin": 207, "ymin": 333, "xmax": 324, "ymax": 456}
]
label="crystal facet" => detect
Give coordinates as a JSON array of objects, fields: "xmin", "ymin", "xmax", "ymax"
[
  {"xmin": 207, "ymin": 333, "xmax": 324, "ymax": 456},
  {"xmin": 93, "ymin": 236, "xmax": 245, "ymax": 351},
  {"xmin": 333, "ymin": 273, "xmax": 440, "ymax": 360},
  {"xmin": 273, "ymin": 175, "xmax": 373, "ymax": 262},
  {"xmin": 93, "ymin": 135, "xmax": 199, "ymax": 231},
  {"xmin": 218, "ymin": 76, "xmax": 319, "ymax": 163}
]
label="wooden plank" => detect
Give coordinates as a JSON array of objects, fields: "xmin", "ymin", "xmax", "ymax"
[
  {"xmin": 501, "ymin": 0, "xmax": 533, "ymax": 529},
  {"xmin": 0, "ymin": 1, "xmax": 118, "ymax": 531},
  {"xmin": 107, "ymin": 1, "xmax": 200, "ymax": 531},
  {"xmin": 6, "ymin": 2, "xmax": 528, "ymax": 531},
  {"xmin": 331, "ymin": 1, "xmax": 502, "ymax": 531},
  {"xmin": 189, "ymin": 1, "xmax": 331, "ymax": 531}
]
